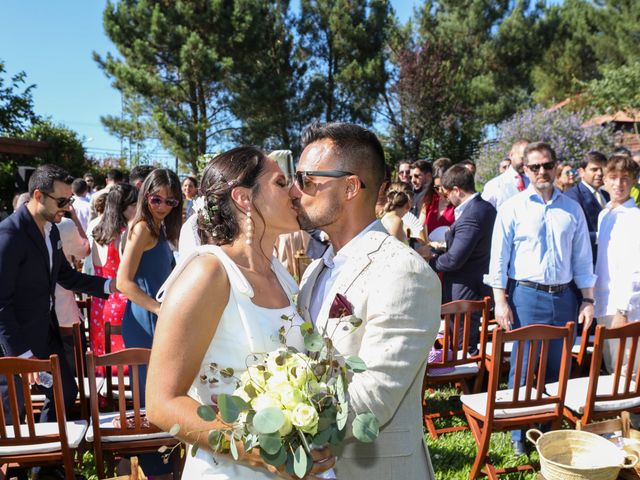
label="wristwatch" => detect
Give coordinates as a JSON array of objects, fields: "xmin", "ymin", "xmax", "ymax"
[
  {"xmin": 616, "ymin": 309, "xmax": 629, "ymax": 316},
  {"xmin": 581, "ymin": 298, "xmax": 595, "ymax": 305}
]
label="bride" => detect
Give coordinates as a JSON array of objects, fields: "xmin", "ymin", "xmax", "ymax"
[{"xmin": 146, "ymin": 147, "xmax": 334, "ymax": 479}]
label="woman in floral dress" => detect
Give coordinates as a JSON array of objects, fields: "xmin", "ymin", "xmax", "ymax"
[{"xmin": 89, "ymin": 183, "xmax": 138, "ymax": 373}]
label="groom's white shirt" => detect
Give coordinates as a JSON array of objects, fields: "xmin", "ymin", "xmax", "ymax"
[
  {"xmin": 309, "ymin": 221, "xmax": 377, "ymax": 322},
  {"xmin": 299, "ymin": 220, "xmax": 440, "ymax": 480}
]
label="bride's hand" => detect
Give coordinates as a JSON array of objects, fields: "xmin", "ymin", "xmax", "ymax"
[{"xmin": 271, "ymin": 446, "xmax": 336, "ymax": 479}]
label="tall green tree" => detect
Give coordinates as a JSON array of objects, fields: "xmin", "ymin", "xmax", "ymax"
[
  {"xmin": 224, "ymin": 0, "xmax": 308, "ymax": 152},
  {"xmin": 95, "ymin": 0, "xmax": 248, "ymax": 173},
  {"xmin": 298, "ymin": 0, "xmax": 391, "ymax": 125},
  {"xmin": 0, "ymin": 60, "xmax": 40, "ymax": 135}
]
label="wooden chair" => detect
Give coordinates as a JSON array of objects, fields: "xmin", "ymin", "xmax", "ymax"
[
  {"xmin": 461, "ymin": 322, "xmax": 574, "ymax": 479},
  {"xmin": 423, "ymin": 297, "xmax": 490, "ymax": 439},
  {"xmin": 547, "ymin": 322, "xmax": 640, "ymax": 427},
  {"xmin": 58, "ymin": 322, "xmax": 91, "ymax": 420},
  {"xmin": 571, "ymin": 321, "xmax": 595, "ymax": 377},
  {"xmin": 86, "ymin": 348, "xmax": 181, "ymax": 479},
  {"xmin": 103, "ymin": 322, "xmax": 131, "ymax": 403},
  {"xmin": 0, "ymin": 355, "xmax": 88, "ymax": 480},
  {"xmin": 105, "ymin": 321, "xmax": 122, "ymax": 355}
]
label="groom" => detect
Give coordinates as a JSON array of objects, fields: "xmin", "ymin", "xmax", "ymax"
[{"xmin": 291, "ymin": 122, "xmax": 441, "ymax": 479}]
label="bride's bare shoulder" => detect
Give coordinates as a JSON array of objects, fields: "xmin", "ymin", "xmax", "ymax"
[{"xmin": 168, "ymin": 253, "xmax": 230, "ymax": 302}]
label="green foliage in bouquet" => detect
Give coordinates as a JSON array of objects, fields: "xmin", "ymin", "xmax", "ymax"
[{"xmin": 193, "ymin": 314, "xmax": 379, "ymax": 478}]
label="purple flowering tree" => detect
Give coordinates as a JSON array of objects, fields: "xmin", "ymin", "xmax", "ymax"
[{"xmin": 476, "ymin": 106, "xmax": 615, "ymax": 186}]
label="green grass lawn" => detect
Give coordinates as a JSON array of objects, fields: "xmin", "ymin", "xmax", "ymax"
[{"xmin": 425, "ymin": 385, "xmax": 539, "ymax": 480}]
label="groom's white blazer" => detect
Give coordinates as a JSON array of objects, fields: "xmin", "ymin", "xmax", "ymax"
[{"xmin": 298, "ymin": 221, "xmax": 440, "ymax": 479}]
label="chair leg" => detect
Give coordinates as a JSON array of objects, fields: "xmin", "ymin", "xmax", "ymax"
[
  {"xmin": 467, "ymin": 417, "xmax": 491, "ymax": 480},
  {"xmin": 94, "ymin": 444, "xmax": 105, "ymax": 479}
]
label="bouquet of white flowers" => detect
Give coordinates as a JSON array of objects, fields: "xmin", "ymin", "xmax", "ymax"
[{"xmin": 187, "ymin": 304, "xmax": 379, "ymax": 478}]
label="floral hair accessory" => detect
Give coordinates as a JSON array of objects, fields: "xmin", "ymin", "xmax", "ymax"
[{"xmin": 193, "ymin": 196, "xmax": 217, "ymax": 225}]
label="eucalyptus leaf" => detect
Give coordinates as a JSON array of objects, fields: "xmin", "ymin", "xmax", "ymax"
[
  {"xmin": 229, "ymin": 436, "xmax": 239, "ymax": 460},
  {"xmin": 207, "ymin": 430, "xmax": 223, "ymax": 451},
  {"xmin": 336, "ymin": 401, "xmax": 348, "ymax": 431},
  {"xmin": 197, "ymin": 404, "xmax": 217, "ymax": 422},
  {"xmin": 312, "ymin": 427, "xmax": 333, "ymax": 446},
  {"xmin": 169, "ymin": 423, "xmax": 180, "ymax": 436},
  {"xmin": 345, "ymin": 355, "xmax": 367, "ymax": 373},
  {"xmin": 258, "ymin": 432, "xmax": 283, "ymax": 454},
  {"xmin": 191, "ymin": 442, "xmax": 199, "ymax": 457},
  {"xmin": 218, "ymin": 394, "xmax": 249, "ymax": 423},
  {"xmin": 253, "ymin": 407, "xmax": 285, "ymax": 434},
  {"xmin": 293, "ymin": 444, "xmax": 308, "ymax": 478},
  {"xmin": 300, "ymin": 321, "xmax": 313, "ymax": 333},
  {"xmin": 304, "ymin": 332, "xmax": 324, "ymax": 352},
  {"xmin": 336, "ymin": 374, "xmax": 346, "ymax": 404},
  {"xmin": 352, "ymin": 412, "xmax": 379, "ymax": 443},
  {"xmin": 244, "ymin": 433, "xmax": 258, "ymax": 452},
  {"xmin": 260, "ymin": 446, "xmax": 287, "ymax": 466}
]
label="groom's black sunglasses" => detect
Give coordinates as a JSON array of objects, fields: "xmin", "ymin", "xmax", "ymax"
[{"xmin": 294, "ymin": 170, "xmax": 366, "ymax": 191}]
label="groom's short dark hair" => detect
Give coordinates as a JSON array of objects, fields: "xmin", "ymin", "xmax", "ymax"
[{"xmin": 301, "ymin": 122, "xmax": 386, "ymax": 195}]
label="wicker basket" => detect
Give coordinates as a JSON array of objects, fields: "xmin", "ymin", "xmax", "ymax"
[{"xmin": 527, "ymin": 429, "xmax": 639, "ymax": 480}]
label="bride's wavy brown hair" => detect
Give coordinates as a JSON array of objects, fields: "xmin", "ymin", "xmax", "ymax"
[{"xmin": 197, "ymin": 146, "xmax": 267, "ymax": 246}]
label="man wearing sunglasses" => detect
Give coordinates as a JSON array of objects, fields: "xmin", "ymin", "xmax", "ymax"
[
  {"xmin": 484, "ymin": 141, "xmax": 596, "ymax": 455},
  {"xmin": 0, "ymin": 164, "xmax": 115, "ymax": 428},
  {"xmin": 293, "ymin": 122, "xmax": 440, "ymax": 480}
]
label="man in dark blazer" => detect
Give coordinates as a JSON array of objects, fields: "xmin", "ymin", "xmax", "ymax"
[
  {"xmin": 0, "ymin": 164, "xmax": 113, "ymax": 423},
  {"xmin": 564, "ymin": 151, "xmax": 609, "ymax": 265},
  {"xmin": 429, "ymin": 165, "xmax": 497, "ymax": 351}
]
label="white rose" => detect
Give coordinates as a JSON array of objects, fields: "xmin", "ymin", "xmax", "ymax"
[
  {"xmin": 251, "ymin": 393, "xmax": 280, "ymax": 412},
  {"xmin": 290, "ymin": 403, "xmax": 319, "ymax": 436}
]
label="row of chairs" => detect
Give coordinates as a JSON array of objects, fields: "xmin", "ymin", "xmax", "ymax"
[
  {"xmin": 0, "ymin": 322, "xmax": 181, "ymax": 479},
  {"xmin": 422, "ymin": 297, "xmax": 640, "ymax": 479}
]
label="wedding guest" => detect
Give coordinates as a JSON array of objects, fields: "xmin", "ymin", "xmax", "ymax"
[
  {"xmin": 433, "ymin": 157, "xmax": 452, "ymax": 173},
  {"xmin": 90, "ymin": 183, "xmax": 138, "ymax": 371},
  {"xmin": 485, "ymin": 142, "xmax": 595, "ymax": 455},
  {"xmin": 0, "ymin": 164, "xmax": 113, "ymax": 426},
  {"xmin": 55, "ymin": 207, "xmax": 91, "ymax": 374},
  {"xmin": 565, "ymin": 151, "xmax": 609, "ymax": 265},
  {"xmin": 410, "ymin": 159, "xmax": 432, "ymax": 215},
  {"xmin": 381, "ymin": 182, "xmax": 413, "ymax": 244},
  {"xmin": 72, "ymin": 178, "xmax": 92, "ymax": 232},
  {"xmin": 116, "ymin": 170, "xmax": 180, "ymax": 477},
  {"xmin": 423, "ymin": 167, "xmax": 455, "ymax": 234},
  {"xmin": 396, "ymin": 159, "xmax": 412, "ymax": 183},
  {"xmin": 482, "ymin": 139, "xmax": 530, "ymax": 208},
  {"xmin": 117, "ymin": 169, "xmax": 181, "ymax": 400},
  {"xmin": 182, "ymin": 175, "xmax": 198, "ymax": 219},
  {"xmin": 429, "ymin": 165, "xmax": 496, "ymax": 351},
  {"xmin": 554, "ymin": 162, "xmax": 576, "ymax": 192},
  {"xmin": 146, "ymin": 147, "xmax": 334, "ymax": 478},
  {"xmin": 129, "ymin": 165, "xmax": 155, "ymax": 189},
  {"xmin": 91, "ymin": 168, "xmax": 124, "ymax": 214},
  {"xmin": 83, "ymin": 172, "xmax": 96, "ymax": 199},
  {"xmin": 595, "ymin": 154, "xmax": 640, "ymax": 374},
  {"xmin": 498, "ymin": 157, "xmax": 511, "ymax": 174},
  {"xmin": 460, "ymin": 159, "xmax": 477, "ymax": 176}
]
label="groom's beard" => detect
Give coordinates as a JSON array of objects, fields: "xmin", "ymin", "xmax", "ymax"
[{"xmin": 292, "ymin": 197, "xmax": 341, "ymax": 231}]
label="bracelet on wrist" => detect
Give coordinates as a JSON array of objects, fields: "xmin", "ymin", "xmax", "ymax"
[{"xmin": 581, "ymin": 298, "xmax": 595, "ymax": 305}]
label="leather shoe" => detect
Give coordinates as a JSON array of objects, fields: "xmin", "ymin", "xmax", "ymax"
[{"xmin": 511, "ymin": 440, "xmax": 526, "ymax": 456}]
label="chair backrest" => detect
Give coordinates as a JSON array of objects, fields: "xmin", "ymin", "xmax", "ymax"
[
  {"xmin": 582, "ymin": 322, "xmax": 640, "ymax": 422},
  {"xmin": 87, "ymin": 348, "xmax": 161, "ymax": 445},
  {"xmin": 59, "ymin": 322, "xmax": 88, "ymax": 419},
  {"xmin": 105, "ymin": 322, "xmax": 123, "ymax": 355},
  {"xmin": 0, "ymin": 355, "xmax": 70, "ymax": 450},
  {"xmin": 430, "ymin": 297, "xmax": 491, "ymax": 370},
  {"xmin": 484, "ymin": 322, "xmax": 575, "ymax": 421}
]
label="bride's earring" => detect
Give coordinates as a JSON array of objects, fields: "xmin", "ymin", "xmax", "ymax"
[{"xmin": 245, "ymin": 203, "xmax": 253, "ymax": 246}]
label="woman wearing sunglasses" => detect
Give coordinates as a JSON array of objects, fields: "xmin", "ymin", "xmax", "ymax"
[{"xmin": 116, "ymin": 168, "xmax": 182, "ymax": 477}]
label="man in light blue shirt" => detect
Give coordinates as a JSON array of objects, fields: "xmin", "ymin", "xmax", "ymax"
[{"xmin": 484, "ymin": 141, "xmax": 596, "ymax": 454}]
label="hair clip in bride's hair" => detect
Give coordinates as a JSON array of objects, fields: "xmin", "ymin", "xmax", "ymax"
[{"xmin": 227, "ymin": 180, "xmax": 237, "ymax": 187}]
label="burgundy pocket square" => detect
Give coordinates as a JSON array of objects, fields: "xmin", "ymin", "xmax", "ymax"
[{"xmin": 329, "ymin": 293, "xmax": 353, "ymax": 318}]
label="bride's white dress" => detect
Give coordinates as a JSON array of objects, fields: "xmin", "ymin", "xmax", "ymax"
[{"xmin": 158, "ymin": 245, "xmax": 305, "ymax": 479}]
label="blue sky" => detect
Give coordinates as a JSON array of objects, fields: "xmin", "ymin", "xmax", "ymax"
[{"xmin": 0, "ymin": 1, "xmax": 417, "ymax": 164}]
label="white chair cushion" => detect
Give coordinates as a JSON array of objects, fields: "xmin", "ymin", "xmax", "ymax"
[
  {"xmin": 461, "ymin": 388, "xmax": 554, "ymax": 418},
  {"xmin": 0, "ymin": 420, "xmax": 87, "ymax": 455},
  {"xmin": 547, "ymin": 375, "xmax": 640, "ymax": 414},
  {"xmin": 571, "ymin": 335, "xmax": 595, "ymax": 354},
  {"xmin": 98, "ymin": 376, "xmax": 132, "ymax": 400},
  {"xmin": 85, "ymin": 410, "xmax": 172, "ymax": 443},
  {"xmin": 428, "ymin": 363, "xmax": 480, "ymax": 377},
  {"xmin": 484, "ymin": 341, "xmax": 514, "ymax": 356}
]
